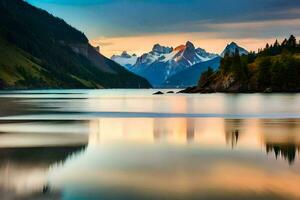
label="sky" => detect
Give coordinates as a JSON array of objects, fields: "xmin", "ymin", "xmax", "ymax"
[{"xmin": 27, "ymin": 0, "xmax": 300, "ymax": 57}]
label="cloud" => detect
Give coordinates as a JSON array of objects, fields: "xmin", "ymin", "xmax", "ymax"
[
  {"xmin": 28, "ymin": 0, "xmax": 300, "ymax": 37},
  {"xmin": 200, "ymin": 18, "xmax": 300, "ymax": 39},
  {"xmin": 27, "ymin": 0, "xmax": 300, "ymax": 56},
  {"xmin": 94, "ymin": 41, "xmax": 114, "ymax": 47}
]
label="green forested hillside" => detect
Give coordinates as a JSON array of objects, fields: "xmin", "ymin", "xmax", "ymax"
[
  {"xmin": 0, "ymin": 0, "xmax": 151, "ymax": 89},
  {"xmin": 183, "ymin": 35, "xmax": 300, "ymax": 93}
]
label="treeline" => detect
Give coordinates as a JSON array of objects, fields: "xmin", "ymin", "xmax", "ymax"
[
  {"xmin": 198, "ymin": 35, "xmax": 300, "ymax": 92},
  {"xmin": 258, "ymin": 35, "xmax": 300, "ymax": 56}
]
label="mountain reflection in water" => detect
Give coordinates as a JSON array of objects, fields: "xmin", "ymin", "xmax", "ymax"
[
  {"xmin": 0, "ymin": 146, "xmax": 85, "ymax": 200},
  {"xmin": 0, "ymin": 118, "xmax": 298, "ymax": 199},
  {"xmin": 87, "ymin": 118, "xmax": 300, "ymax": 163},
  {"xmin": 46, "ymin": 118, "xmax": 300, "ymax": 200},
  {"xmin": 0, "ymin": 90, "xmax": 300, "ymax": 200}
]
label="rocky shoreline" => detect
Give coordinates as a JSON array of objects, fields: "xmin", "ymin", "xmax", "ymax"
[{"xmin": 179, "ymin": 86, "xmax": 300, "ymax": 94}]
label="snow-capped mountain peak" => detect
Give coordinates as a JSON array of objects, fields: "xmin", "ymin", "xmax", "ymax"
[
  {"xmin": 152, "ymin": 44, "xmax": 173, "ymax": 54},
  {"xmin": 221, "ymin": 42, "xmax": 249, "ymax": 57},
  {"xmin": 120, "ymin": 51, "xmax": 131, "ymax": 58},
  {"xmin": 111, "ymin": 51, "xmax": 137, "ymax": 68},
  {"xmin": 173, "ymin": 41, "xmax": 195, "ymax": 53},
  {"xmin": 172, "ymin": 41, "xmax": 218, "ymax": 65}
]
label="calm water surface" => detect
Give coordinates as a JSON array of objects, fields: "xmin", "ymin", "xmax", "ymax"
[{"xmin": 0, "ymin": 89, "xmax": 300, "ymax": 200}]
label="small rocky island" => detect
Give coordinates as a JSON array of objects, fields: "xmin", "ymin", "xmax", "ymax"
[
  {"xmin": 181, "ymin": 35, "xmax": 300, "ymax": 93},
  {"xmin": 153, "ymin": 91, "xmax": 164, "ymax": 95}
]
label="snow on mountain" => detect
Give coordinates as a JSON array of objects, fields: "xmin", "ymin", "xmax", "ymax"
[
  {"xmin": 111, "ymin": 41, "xmax": 249, "ymax": 88},
  {"xmin": 163, "ymin": 56, "xmax": 221, "ymax": 88},
  {"xmin": 129, "ymin": 41, "xmax": 218, "ymax": 87},
  {"xmin": 134, "ymin": 44, "xmax": 174, "ymax": 67},
  {"xmin": 152, "ymin": 44, "xmax": 173, "ymax": 54},
  {"xmin": 221, "ymin": 42, "xmax": 249, "ymax": 57},
  {"xmin": 134, "ymin": 41, "xmax": 217, "ymax": 67},
  {"xmin": 111, "ymin": 51, "xmax": 137, "ymax": 68},
  {"xmin": 172, "ymin": 41, "xmax": 218, "ymax": 66}
]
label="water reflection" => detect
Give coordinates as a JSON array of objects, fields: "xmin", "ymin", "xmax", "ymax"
[
  {"xmin": 38, "ymin": 118, "xmax": 300, "ymax": 200},
  {"xmin": 0, "ymin": 146, "xmax": 85, "ymax": 200},
  {"xmin": 1, "ymin": 90, "xmax": 300, "ymax": 120},
  {"xmin": 1, "ymin": 117, "xmax": 300, "ymax": 200},
  {"xmin": 87, "ymin": 118, "xmax": 300, "ymax": 162},
  {"xmin": 266, "ymin": 143, "xmax": 300, "ymax": 165}
]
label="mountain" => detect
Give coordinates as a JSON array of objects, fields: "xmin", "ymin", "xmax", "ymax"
[
  {"xmin": 111, "ymin": 51, "xmax": 137, "ymax": 68},
  {"xmin": 221, "ymin": 42, "xmax": 249, "ymax": 57},
  {"xmin": 121, "ymin": 41, "xmax": 217, "ymax": 87},
  {"xmin": 0, "ymin": 0, "xmax": 151, "ymax": 89},
  {"xmin": 163, "ymin": 57, "xmax": 221, "ymax": 88},
  {"xmin": 112, "ymin": 41, "xmax": 248, "ymax": 88},
  {"xmin": 181, "ymin": 35, "xmax": 300, "ymax": 93}
]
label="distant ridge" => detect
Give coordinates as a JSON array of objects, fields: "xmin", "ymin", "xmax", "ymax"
[
  {"xmin": 112, "ymin": 41, "xmax": 218, "ymax": 87},
  {"xmin": 112, "ymin": 41, "xmax": 250, "ymax": 88},
  {"xmin": 163, "ymin": 57, "xmax": 221, "ymax": 88}
]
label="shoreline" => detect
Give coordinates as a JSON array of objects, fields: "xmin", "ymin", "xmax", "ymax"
[{"xmin": 178, "ymin": 86, "xmax": 300, "ymax": 94}]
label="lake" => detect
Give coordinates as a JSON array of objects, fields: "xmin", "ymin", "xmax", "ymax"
[{"xmin": 0, "ymin": 89, "xmax": 300, "ymax": 200}]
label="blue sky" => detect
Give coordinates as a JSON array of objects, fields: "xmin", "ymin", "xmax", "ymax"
[{"xmin": 27, "ymin": 0, "xmax": 300, "ymax": 56}]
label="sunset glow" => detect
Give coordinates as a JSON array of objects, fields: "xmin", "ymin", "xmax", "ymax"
[{"xmin": 90, "ymin": 34, "xmax": 280, "ymax": 57}]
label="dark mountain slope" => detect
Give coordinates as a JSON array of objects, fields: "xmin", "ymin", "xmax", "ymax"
[
  {"xmin": 0, "ymin": 0, "xmax": 151, "ymax": 89},
  {"xmin": 163, "ymin": 57, "xmax": 221, "ymax": 88}
]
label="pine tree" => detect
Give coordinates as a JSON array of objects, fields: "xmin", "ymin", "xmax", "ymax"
[
  {"xmin": 274, "ymin": 39, "xmax": 279, "ymax": 47},
  {"xmin": 281, "ymin": 39, "xmax": 288, "ymax": 47},
  {"xmin": 272, "ymin": 39, "xmax": 280, "ymax": 55},
  {"xmin": 220, "ymin": 52, "xmax": 232, "ymax": 74},
  {"xmin": 198, "ymin": 67, "xmax": 214, "ymax": 88},
  {"xmin": 257, "ymin": 57, "xmax": 272, "ymax": 89},
  {"xmin": 232, "ymin": 48, "xmax": 247, "ymax": 81},
  {"xmin": 287, "ymin": 35, "xmax": 297, "ymax": 48},
  {"xmin": 271, "ymin": 60, "xmax": 285, "ymax": 88}
]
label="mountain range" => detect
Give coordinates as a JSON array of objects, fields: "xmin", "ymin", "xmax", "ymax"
[
  {"xmin": 181, "ymin": 35, "xmax": 300, "ymax": 93},
  {"xmin": 111, "ymin": 51, "xmax": 138, "ymax": 69},
  {"xmin": 112, "ymin": 41, "xmax": 248, "ymax": 88},
  {"xmin": 0, "ymin": 0, "xmax": 151, "ymax": 89}
]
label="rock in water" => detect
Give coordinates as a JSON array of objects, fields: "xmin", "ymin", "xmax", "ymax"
[{"xmin": 153, "ymin": 91, "xmax": 164, "ymax": 95}]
